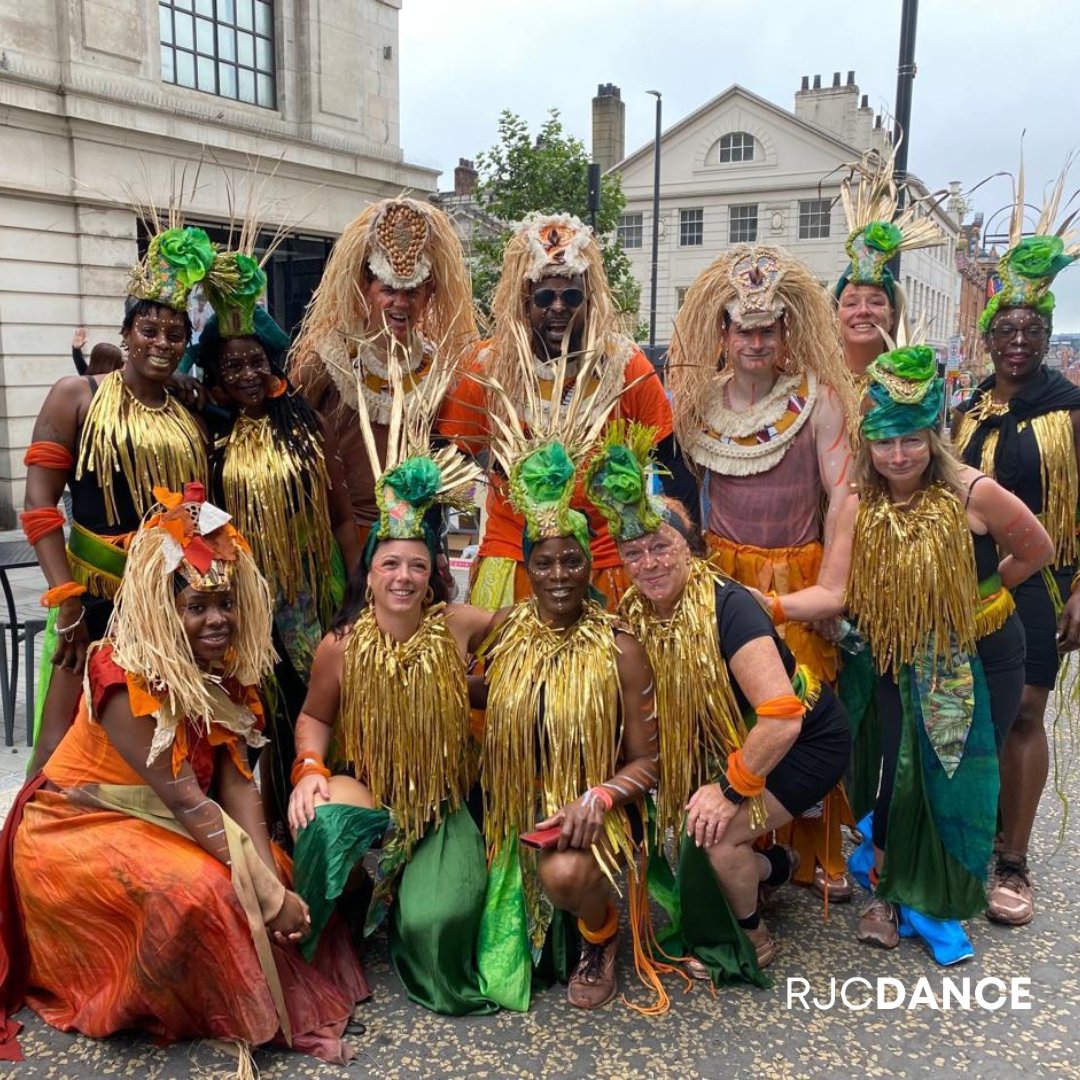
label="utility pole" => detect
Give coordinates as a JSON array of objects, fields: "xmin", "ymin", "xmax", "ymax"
[
  {"xmin": 646, "ymin": 90, "xmax": 662, "ymax": 354},
  {"xmin": 890, "ymin": 0, "xmax": 919, "ymax": 281}
]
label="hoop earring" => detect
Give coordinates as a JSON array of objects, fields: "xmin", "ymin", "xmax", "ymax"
[
  {"xmin": 424, "ymin": 586, "xmax": 435, "ymax": 605},
  {"xmin": 364, "ymin": 584, "xmax": 374, "ymax": 604}
]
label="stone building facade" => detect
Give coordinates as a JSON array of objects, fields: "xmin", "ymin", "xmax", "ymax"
[{"xmin": 0, "ymin": 0, "xmax": 436, "ymax": 525}]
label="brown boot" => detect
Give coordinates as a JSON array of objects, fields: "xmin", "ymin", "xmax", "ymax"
[
  {"xmin": 857, "ymin": 896, "xmax": 899, "ymax": 949},
  {"xmin": 743, "ymin": 920, "xmax": 777, "ymax": 968},
  {"xmin": 567, "ymin": 931, "xmax": 619, "ymax": 1009}
]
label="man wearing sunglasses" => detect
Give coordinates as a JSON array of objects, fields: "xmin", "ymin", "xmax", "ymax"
[{"xmin": 441, "ymin": 211, "xmax": 694, "ymax": 610}]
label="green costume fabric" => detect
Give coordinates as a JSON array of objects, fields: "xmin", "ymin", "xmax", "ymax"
[
  {"xmin": 650, "ymin": 834, "xmax": 768, "ymax": 989},
  {"xmin": 861, "ymin": 346, "xmax": 943, "ymax": 441},
  {"xmin": 294, "ymin": 803, "xmax": 500, "ymax": 1016},
  {"xmin": 877, "ymin": 659, "xmax": 996, "ymax": 920},
  {"xmin": 838, "ymin": 645, "xmax": 881, "ymax": 821}
]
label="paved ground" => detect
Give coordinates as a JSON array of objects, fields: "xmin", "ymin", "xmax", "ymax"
[{"xmin": 1, "ymin": 546, "xmax": 1079, "ymax": 1078}]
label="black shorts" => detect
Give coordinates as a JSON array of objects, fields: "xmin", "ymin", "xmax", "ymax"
[
  {"xmin": 765, "ymin": 687, "xmax": 851, "ymax": 817},
  {"xmin": 1012, "ymin": 566, "xmax": 1073, "ymax": 689}
]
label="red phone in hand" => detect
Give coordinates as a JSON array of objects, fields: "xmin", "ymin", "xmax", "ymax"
[{"xmin": 519, "ymin": 825, "xmax": 563, "ymax": 850}]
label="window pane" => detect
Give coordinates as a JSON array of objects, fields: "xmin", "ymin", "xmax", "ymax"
[
  {"xmin": 237, "ymin": 0, "xmax": 254, "ymax": 30},
  {"xmin": 196, "ymin": 16, "xmax": 215, "ymax": 53},
  {"xmin": 237, "ymin": 30, "xmax": 254, "ymax": 66},
  {"xmin": 255, "ymin": 35, "xmax": 272, "ymax": 71},
  {"xmin": 218, "ymin": 61, "xmax": 238, "ymax": 98},
  {"xmin": 219, "ymin": 25, "xmax": 236, "ymax": 60},
  {"xmin": 161, "ymin": 44, "xmax": 175, "ymax": 81},
  {"xmin": 255, "ymin": 0, "xmax": 272, "ymax": 36},
  {"xmin": 257, "ymin": 73, "xmax": 274, "ymax": 108},
  {"xmin": 174, "ymin": 11, "xmax": 194, "ymax": 48},
  {"xmin": 174, "ymin": 0, "xmax": 193, "ymax": 9},
  {"xmin": 197, "ymin": 54, "xmax": 216, "ymax": 91},
  {"xmin": 176, "ymin": 49, "xmax": 196, "ymax": 87},
  {"xmin": 195, "ymin": 0, "xmax": 214, "ymax": 14},
  {"xmin": 159, "ymin": 5, "xmax": 173, "ymax": 43},
  {"xmin": 220, "ymin": 0, "xmax": 236, "ymax": 22},
  {"xmin": 238, "ymin": 66, "xmax": 256, "ymax": 103}
]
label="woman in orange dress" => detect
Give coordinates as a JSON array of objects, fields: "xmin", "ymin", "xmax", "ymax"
[{"xmin": 0, "ymin": 483, "xmax": 367, "ymax": 1065}]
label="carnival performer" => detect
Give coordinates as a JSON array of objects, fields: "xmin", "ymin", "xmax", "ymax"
[
  {"xmin": 0, "ymin": 483, "xmax": 370, "ymax": 1066},
  {"xmin": 473, "ymin": 355, "xmax": 659, "ymax": 1013},
  {"xmin": 831, "ymin": 145, "xmax": 946, "ymax": 821},
  {"xmin": 586, "ymin": 422, "xmax": 850, "ymax": 978},
  {"xmin": 777, "ymin": 344, "xmax": 1052, "ymax": 958},
  {"xmin": 286, "ymin": 347, "xmax": 499, "ymax": 1016},
  {"xmin": 22, "ymin": 220, "xmax": 216, "ymax": 771},
  {"xmin": 190, "ymin": 240, "xmax": 361, "ymax": 836},
  {"xmin": 440, "ymin": 211, "xmax": 691, "ymax": 610},
  {"xmin": 834, "ymin": 144, "xmax": 945, "ymax": 386},
  {"xmin": 667, "ymin": 244, "xmax": 858, "ymax": 902},
  {"xmin": 290, "ymin": 197, "xmax": 477, "ymax": 546},
  {"xmin": 953, "ymin": 164, "xmax": 1080, "ymax": 927}
]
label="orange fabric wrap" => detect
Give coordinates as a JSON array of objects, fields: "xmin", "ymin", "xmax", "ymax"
[
  {"xmin": 40, "ymin": 582, "xmax": 86, "ymax": 608},
  {"xmin": 24, "ymin": 441, "xmax": 75, "ymax": 471},
  {"xmin": 727, "ymin": 748, "xmax": 766, "ymax": 798},
  {"xmin": 754, "ymin": 693, "xmax": 806, "ymax": 720},
  {"xmin": 20, "ymin": 507, "xmax": 65, "ymax": 546}
]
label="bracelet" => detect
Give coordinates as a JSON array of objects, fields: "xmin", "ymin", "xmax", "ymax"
[
  {"xmin": 41, "ymin": 582, "xmax": 87, "ymax": 608},
  {"xmin": 726, "ymin": 748, "xmax": 766, "ymax": 798},
  {"xmin": 768, "ymin": 591, "xmax": 788, "ymax": 626},
  {"xmin": 290, "ymin": 753, "xmax": 331, "ymax": 787},
  {"xmin": 20, "ymin": 507, "xmax": 66, "ymax": 546},
  {"xmin": 56, "ymin": 606, "xmax": 86, "ymax": 641},
  {"xmin": 716, "ymin": 774, "xmax": 746, "ymax": 806},
  {"xmin": 582, "ymin": 785, "xmax": 614, "ymax": 812}
]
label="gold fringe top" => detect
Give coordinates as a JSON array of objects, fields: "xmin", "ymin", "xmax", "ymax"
[
  {"xmin": 220, "ymin": 414, "xmax": 334, "ymax": 611},
  {"xmin": 481, "ymin": 600, "xmax": 635, "ymax": 864},
  {"xmin": 954, "ymin": 404, "xmax": 1078, "ymax": 568},
  {"xmin": 337, "ymin": 604, "xmax": 472, "ymax": 850},
  {"xmin": 76, "ymin": 370, "xmax": 207, "ymax": 527},
  {"xmin": 619, "ymin": 559, "xmax": 760, "ymax": 835},
  {"xmin": 848, "ymin": 483, "xmax": 979, "ymax": 673}
]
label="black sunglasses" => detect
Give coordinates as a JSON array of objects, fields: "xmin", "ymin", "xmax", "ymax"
[{"xmin": 532, "ymin": 287, "xmax": 585, "ymax": 310}]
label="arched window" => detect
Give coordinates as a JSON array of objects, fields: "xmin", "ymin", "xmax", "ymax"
[{"xmin": 719, "ymin": 132, "xmax": 755, "ymax": 163}]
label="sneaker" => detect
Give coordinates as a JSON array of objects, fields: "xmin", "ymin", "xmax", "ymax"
[
  {"xmin": 567, "ymin": 932, "xmax": 619, "ymax": 1009},
  {"xmin": 857, "ymin": 897, "xmax": 899, "ymax": 949},
  {"xmin": 743, "ymin": 920, "xmax": 777, "ymax": 968},
  {"xmin": 987, "ymin": 858, "xmax": 1034, "ymax": 926},
  {"xmin": 811, "ymin": 865, "xmax": 854, "ymax": 903}
]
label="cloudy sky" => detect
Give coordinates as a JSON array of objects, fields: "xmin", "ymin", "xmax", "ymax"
[{"xmin": 399, "ymin": 0, "xmax": 1080, "ymax": 331}]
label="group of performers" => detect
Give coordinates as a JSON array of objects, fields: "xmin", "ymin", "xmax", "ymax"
[{"xmin": 0, "ymin": 144, "xmax": 1076, "ymax": 1065}]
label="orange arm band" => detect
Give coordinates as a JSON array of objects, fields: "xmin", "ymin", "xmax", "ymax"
[
  {"xmin": 726, "ymin": 748, "xmax": 766, "ymax": 798},
  {"xmin": 40, "ymin": 582, "xmax": 86, "ymax": 608},
  {"xmin": 768, "ymin": 592, "xmax": 787, "ymax": 625},
  {"xmin": 754, "ymin": 693, "xmax": 806, "ymax": 720},
  {"xmin": 24, "ymin": 441, "xmax": 75, "ymax": 471},
  {"xmin": 20, "ymin": 507, "xmax": 65, "ymax": 545},
  {"xmin": 290, "ymin": 752, "xmax": 331, "ymax": 786}
]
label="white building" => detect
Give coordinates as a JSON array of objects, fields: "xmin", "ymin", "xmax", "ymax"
[
  {"xmin": 0, "ymin": 0, "xmax": 436, "ymax": 526},
  {"xmin": 606, "ymin": 74, "xmax": 961, "ymax": 354}
]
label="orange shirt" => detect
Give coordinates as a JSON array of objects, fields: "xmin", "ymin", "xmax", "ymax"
[{"xmin": 439, "ymin": 343, "xmax": 672, "ymax": 569}]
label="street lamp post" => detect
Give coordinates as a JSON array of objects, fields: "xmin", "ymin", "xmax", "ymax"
[
  {"xmin": 890, "ymin": 0, "xmax": 918, "ymax": 281},
  {"xmin": 647, "ymin": 90, "xmax": 662, "ymax": 354}
]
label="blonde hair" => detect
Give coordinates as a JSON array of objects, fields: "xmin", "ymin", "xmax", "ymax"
[
  {"xmin": 289, "ymin": 198, "xmax": 478, "ymax": 401},
  {"xmin": 668, "ymin": 245, "xmax": 858, "ymax": 443},
  {"xmin": 852, "ymin": 426, "xmax": 965, "ymax": 499}
]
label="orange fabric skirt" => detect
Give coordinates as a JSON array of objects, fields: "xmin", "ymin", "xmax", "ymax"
[{"xmin": 11, "ymin": 789, "xmax": 368, "ymax": 1063}]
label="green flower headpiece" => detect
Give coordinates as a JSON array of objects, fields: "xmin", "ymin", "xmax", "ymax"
[
  {"xmin": 842, "ymin": 220, "xmax": 903, "ymax": 289},
  {"xmin": 209, "ymin": 251, "xmax": 269, "ymax": 339},
  {"xmin": 861, "ymin": 345, "xmax": 943, "ymax": 441},
  {"xmin": 585, "ymin": 421, "xmax": 663, "ymax": 543},
  {"xmin": 509, "ymin": 440, "xmax": 590, "ymax": 558},
  {"xmin": 978, "ymin": 236, "xmax": 1076, "ymax": 333},
  {"xmin": 376, "ymin": 455, "xmax": 442, "ymax": 542},
  {"xmin": 129, "ymin": 226, "xmax": 217, "ymax": 311}
]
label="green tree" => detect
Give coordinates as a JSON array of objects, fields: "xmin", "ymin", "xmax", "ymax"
[{"xmin": 472, "ymin": 109, "xmax": 641, "ymax": 333}]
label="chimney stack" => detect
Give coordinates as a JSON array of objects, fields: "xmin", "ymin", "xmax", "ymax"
[
  {"xmin": 846, "ymin": 70, "xmax": 855, "ymax": 86},
  {"xmin": 453, "ymin": 158, "xmax": 477, "ymax": 197},
  {"xmin": 801, "ymin": 75, "xmax": 809, "ymax": 90},
  {"xmin": 813, "ymin": 74, "xmax": 821, "ymax": 89},
  {"xmin": 591, "ymin": 83, "xmax": 626, "ymax": 173}
]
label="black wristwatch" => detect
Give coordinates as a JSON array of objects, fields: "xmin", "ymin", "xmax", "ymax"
[{"xmin": 716, "ymin": 775, "xmax": 746, "ymax": 805}]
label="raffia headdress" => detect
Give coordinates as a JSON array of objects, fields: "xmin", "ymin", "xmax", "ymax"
[
  {"xmin": 667, "ymin": 243, "xmax": 856, "ymax": 444},
  {"xmin": 289, "ymin": 197, "xmax": 477, "ymax": 400},
  {"xmin": 833, "ymin": 143, "xmax": 946, "ymax": 301},
  {"xmin": 584, "ymin": 420, "xmax": 664, "ymax": 543},
  {"xmin": 103, "ymin": 482, "xmax": 274, "ymax": 766},
  {"xmin": 978, "ymin": 154, "xmax": 1078, "ymax": 332}
]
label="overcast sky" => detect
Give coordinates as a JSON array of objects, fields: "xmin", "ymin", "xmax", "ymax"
[{"xmin": 399, "ymin": 0, "xmax": 1080, "ymax": 332}]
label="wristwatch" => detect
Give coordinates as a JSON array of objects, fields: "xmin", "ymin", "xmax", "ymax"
[{"xmin": 716, "ymin": 775, "xmax": 746, "ymax": 805}]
